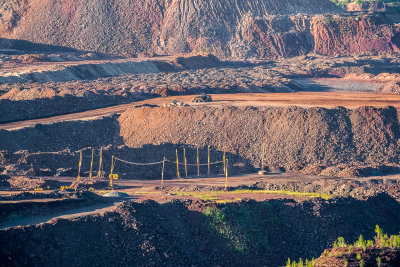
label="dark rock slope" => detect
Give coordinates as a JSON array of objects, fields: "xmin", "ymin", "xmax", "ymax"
[{"xmin": 1, "ymin": 195, "xmax": 400, "ymax": 266}]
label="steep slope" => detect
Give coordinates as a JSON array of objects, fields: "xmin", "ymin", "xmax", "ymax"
[
  {"xmin": 118, "ymin": 105, "xmax": 400, "ymax": 176},
  {"xmin": 0, "ymin": 0, "xmax": 369, "ymax": 58},
  {"xmin": 157, "ymin": 0, "xmax": 341, "ymax": 56},
  {"xmin": 0, "ymin": 0, "xmax": 166, "ymax": 56},
  {"xmin": 1, "ymin": 196, "xmax": 400, "ymax": 266}
]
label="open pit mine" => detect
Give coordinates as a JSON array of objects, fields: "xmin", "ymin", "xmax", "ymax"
[{"xmin": 1, "ymin": 0, "xmax": 400, "ymax": 266}]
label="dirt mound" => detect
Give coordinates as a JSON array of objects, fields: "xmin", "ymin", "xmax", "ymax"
[
  {"xmin": 380, "ymin": 81, "xmax": 400, "ymax": 94},
  {"xmin": 345, "ymin": 1, "xmax": 388, "ymax": 12},
  {"xmin": 0, "ymin": 54, "xmax": 225, "ymax": 85},
  {"xmin": 6, "ymin": 176, "xmax": 60, "ymax": 190},
  {"xmin": 0, "ymin": 115, "xmax": 121, "ymax": 152},
  {"xmin": 119, "ymin": 105, "xmax": 400, "ymax": 176},
  {"xmin": 175, "ymin": 54, "xmax": 223, "ymax": 70},
  {"xmin": 1, "ymin": 195, "xmax": 400, "ymax": 266}
]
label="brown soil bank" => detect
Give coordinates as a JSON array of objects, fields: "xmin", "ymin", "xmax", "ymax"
[
  {"xmin": 119, "ymin": 105, "xmax": 400, "ymax": 177},
  {"xmin": 1, "ymin": 194, "xmax": 400, "ymax": 266},
  {"xmin": 2, "ymin": 1, "xmax": 398, "ymax": 58},
  {"xmin": 4, "ymin": 104, "xmax": 400, "ymax": 178}
]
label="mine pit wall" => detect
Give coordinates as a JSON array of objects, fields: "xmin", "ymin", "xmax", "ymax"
[
  {"xmin": 2, "ymin": 105, "xmax": 400, "ymax": 178},
  {"xmin": 310, "ymin": 15, "xmax": 400, "ymax": 56},
  {"xmin": 0, "ymin": 60, "xmax": 161, "ymax": 84},
  {"xmin": 1, "ymin": 195, "xmax": 400, "ymax": 266},
  {"xmin": 118, "ymin": 105, "xmax": 400, "ymax": 176},
  {"xmin": 2, "ymin": 0, "xmax": 399, "ymax": 58}
]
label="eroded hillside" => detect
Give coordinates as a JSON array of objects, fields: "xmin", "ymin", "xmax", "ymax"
[{"xmin": 1, "ymin": 0, "xmax": 398, "ymax": 58}]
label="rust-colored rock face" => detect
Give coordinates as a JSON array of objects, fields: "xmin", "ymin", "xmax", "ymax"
[
  {"xmin": 311, "ymin": 15, "xmax": 400, "ymax": 56},
  {"xmin": 0, "ymin": 0, "xmax": 398, "ymax": 58}
]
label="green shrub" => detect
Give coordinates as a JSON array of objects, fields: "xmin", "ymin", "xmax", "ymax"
[
  {"xmin": 333, "ymin": 237, "xmax": 347, "ymax": 248},
  {"xmin": 355, "ymin": 235, "xmax": 367, "ymax": 251},
  {"xmin": 376, "ymin": 257, "xmax": 382, "ymax": 267},
  {"xmin": 202, "ymin": 206, "xmax": 269, "ymax": 254},
  {"xmin": 348, "ymin": 245, "xmax": 353, "ymax": 253}
]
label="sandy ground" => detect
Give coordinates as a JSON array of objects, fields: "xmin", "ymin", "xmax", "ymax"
[
  {"xmin": 295, "ymin": 78, "xmax": 384, "ymax": 92},
  {"xmin": 2, "ymin": 90, "xmax": 400, "ymax": 130}
]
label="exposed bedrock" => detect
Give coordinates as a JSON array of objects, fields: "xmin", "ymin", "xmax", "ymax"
[{"xmin": 1, "ymin": 0, "xmax": 398, "ymax": 58}]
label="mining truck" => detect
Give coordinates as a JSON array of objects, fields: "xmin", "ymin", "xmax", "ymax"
[{"xmin": 192, "ymin": 93, "xmax": 212, "ymax": 103}]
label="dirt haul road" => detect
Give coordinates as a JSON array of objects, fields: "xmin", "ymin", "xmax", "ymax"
[
  {"xmin": 2, "ymin": 172, "xmax": 400, "ymax": 229},
  {"xmin": 2, "ymin": 91, "xmax": 400, "ymax": 130}
]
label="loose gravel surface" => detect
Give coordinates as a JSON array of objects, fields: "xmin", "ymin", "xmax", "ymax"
[{"xmin": 1, "ymin": 53, "xmax": 399, "ymax": 122}]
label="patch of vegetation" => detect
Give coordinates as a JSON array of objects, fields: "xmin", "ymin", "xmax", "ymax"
[
  {"xmin": 169, "ymin": 191, "xmax": 222, "ymax": 201},
  {"xmin": 331, "ymin": 0, "xmax": 350, "ymax": 8},
  {"xmin": 202, "ymin": 204, "xmax": 270, "ymax": 255},
  {"xmin": 288, "ymin": 225, "xmax": 400, "ymax": 266},
  {"xmin": 376, "ymin": 256, "xmax": 382, "ymax": 267},
  {"xmin": 332, "ymin": 225, "xmax": 400, "ymax": 250},
  {"xmin": 215, "ymin": 198, "xmax": 242, "ymax": 204},
  {"xmin": 169, "ymin": 190, "xmax": 332, "ymax": 201},
  {"xmin": 286, "ymin": 258, "xmax": 316, "ymax": 267},
  {"xmin": 198, "ymin": 196, "xmax": 220, "ymax": 201},
  {"xmin": 231, "ymin": 189, "xmax": 332, "ymax": 200},
  {"xmin": 324, "ymin": 16, "xmax": 337, "ymax": 25},
  {"xmin": 333, "ymin": 236, "xmax": 347, "ymax": 247}
]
